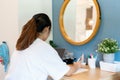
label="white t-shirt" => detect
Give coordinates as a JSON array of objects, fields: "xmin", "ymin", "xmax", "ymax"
[{"xmin": 4, "ymin": 38, "xmax": 70, "ymax": 80}]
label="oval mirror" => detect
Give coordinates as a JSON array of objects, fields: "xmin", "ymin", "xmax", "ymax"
[{"xmin": 59, "ymin": 0, "xmax": 101, "ymax": 45}]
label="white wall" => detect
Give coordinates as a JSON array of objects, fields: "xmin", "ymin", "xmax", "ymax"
[
  {"xmin": 0, "ymin": 0, "xmax": 18, "ymax": 80},
  {"xmin": 0, "ymin": 0, "xmax": 52, "ymax": 79},
  {"xmin": 18, "ymin": 0, "xmax": 53, "ymax": 42}
]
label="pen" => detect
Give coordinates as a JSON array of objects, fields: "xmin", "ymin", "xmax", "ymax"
[
  {"xmin": 77, "ymin": 57, "xmax": 81, "ymax": 62},
  {"xmin": 94, "ymin": 53, "xmax": 98, "ymax": 59},
  {"xmin": 89, "ymin": 54, "xmax": 94, "ymax": 58}
]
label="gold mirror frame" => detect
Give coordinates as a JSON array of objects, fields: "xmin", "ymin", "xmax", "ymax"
[{"xmin": 59, "ymin": 0, "xmax": 101, "ymax": 45}]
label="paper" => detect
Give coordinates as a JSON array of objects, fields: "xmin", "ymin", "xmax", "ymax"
[
  {"xmin": 99, "ymin": 76, "xmax": 112, "ymax": 80},
  {"xmin": 73, "ymin": 68, "xmax": 88, "ymax": 74}
]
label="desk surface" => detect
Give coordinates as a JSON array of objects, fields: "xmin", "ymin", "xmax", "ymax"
[{"xmin": 62, "ymin": 66, "xmax": 115, "ymax": 80}]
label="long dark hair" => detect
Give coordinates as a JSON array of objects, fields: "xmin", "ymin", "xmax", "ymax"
[{"xmin": 16, "ymin": 13, "xmax": 51, "ymax": 50}]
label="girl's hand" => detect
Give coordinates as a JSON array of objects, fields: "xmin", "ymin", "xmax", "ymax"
[{"xmin": 74, "ymin": 61, "xmax": 86, "ymax": 68}]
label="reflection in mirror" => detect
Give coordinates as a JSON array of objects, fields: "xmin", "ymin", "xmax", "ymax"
[
  {"xmin": 64, "ymin": 0, "xmax": 96, "ymax": 42},
  {"xmin": 59, "ymin": 0, "xmax": 101, "ymax": 45}
]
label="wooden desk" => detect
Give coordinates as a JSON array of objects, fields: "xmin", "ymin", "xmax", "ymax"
[{"xmin": 61, "ymin": 66, "xmax": 115, "ymax": 80}]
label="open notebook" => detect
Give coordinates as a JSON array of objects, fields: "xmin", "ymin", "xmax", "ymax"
[{"xmin": 60, "ymin": 68, "xmax": 88, "ymax": 80}]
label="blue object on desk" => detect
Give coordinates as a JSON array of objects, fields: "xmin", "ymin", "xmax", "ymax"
[{"xmin": 0, "ymin": 41, "xmax": 10, "ymax": 72}]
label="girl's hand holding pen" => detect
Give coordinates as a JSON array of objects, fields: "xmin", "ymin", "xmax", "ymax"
[
  {"xmin": 77, "ymin": 54, "xmax": 86, "ymax": 66},
  {"xmin": 74, "ymin": 61, "xmax": 86, "ymax": 68}
]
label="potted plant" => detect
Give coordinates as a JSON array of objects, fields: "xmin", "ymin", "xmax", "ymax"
[
  {"xmin": 49, "ymin": 40, "xmax": 58, "ymax": 48},
  {"xmin": 97, "ymin": 38, "xmax": 120, "ymax": 63}
]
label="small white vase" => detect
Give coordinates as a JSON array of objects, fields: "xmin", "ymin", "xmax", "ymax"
[{"xmin": 103, "ymin": 54, "xmax": 114, "ymax": 63}]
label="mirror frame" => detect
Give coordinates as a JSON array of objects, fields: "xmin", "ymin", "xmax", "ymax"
[{"xmin": 59, "ymin": 0, "xmax": 101, "ymax": 45}]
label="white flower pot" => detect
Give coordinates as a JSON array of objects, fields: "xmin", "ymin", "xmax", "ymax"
[{"xmin": 103, "ymin": 54, "xmax": 114, "ymax": 63}]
